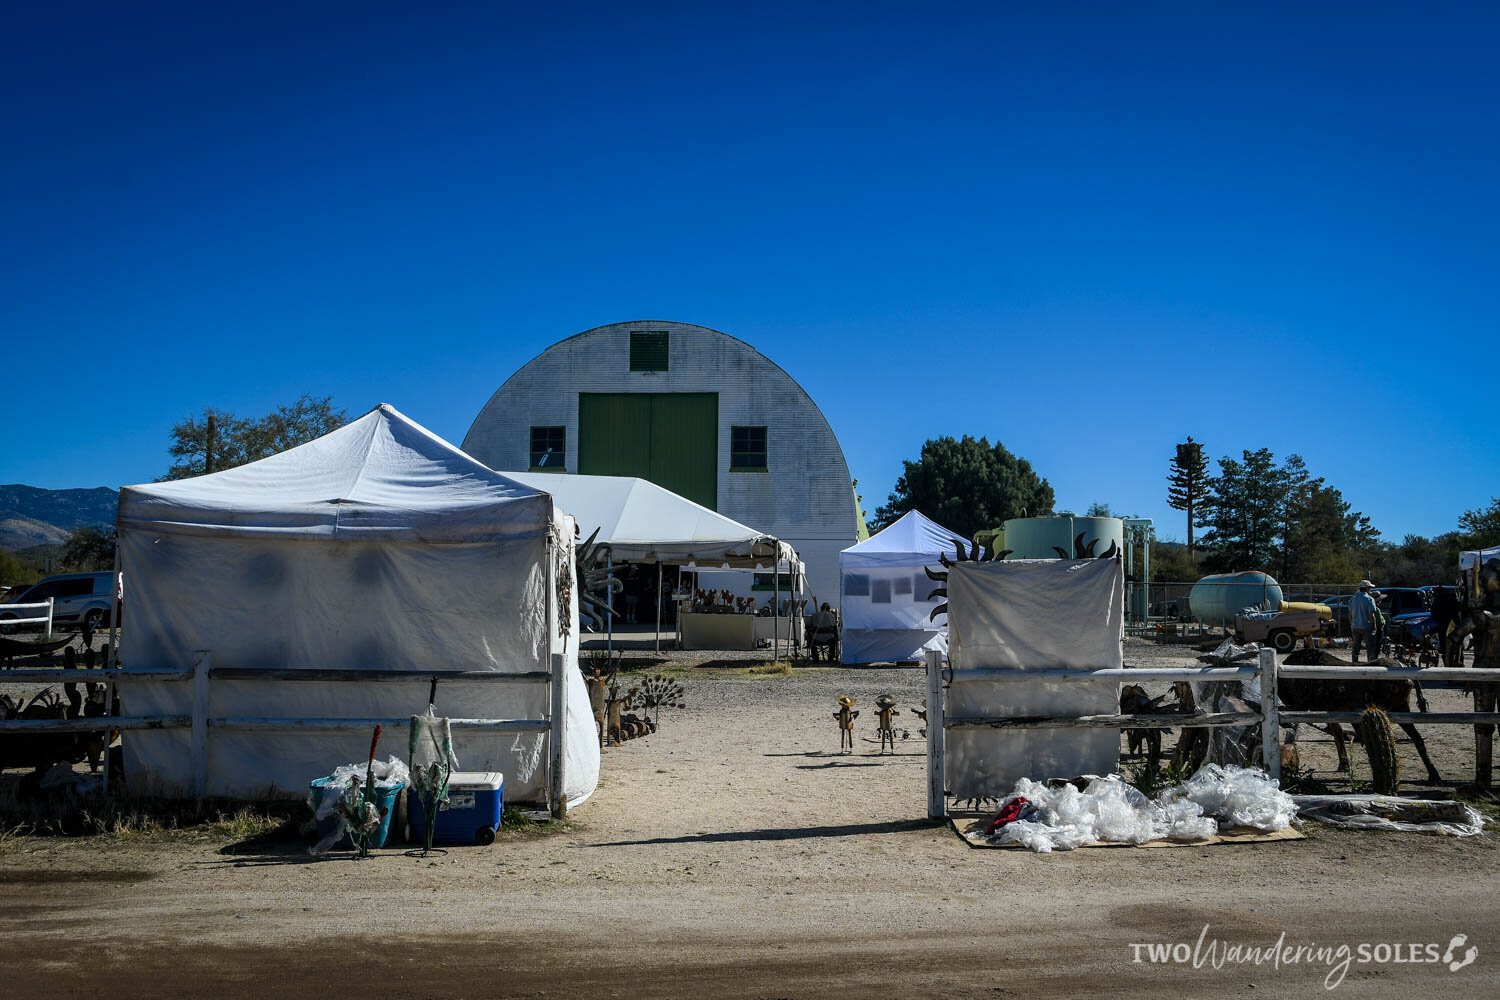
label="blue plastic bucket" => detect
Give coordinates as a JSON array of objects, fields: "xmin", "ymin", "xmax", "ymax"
[{"xmin": 309, "ymin": 776, "xmax": 404, "ymax": 850}]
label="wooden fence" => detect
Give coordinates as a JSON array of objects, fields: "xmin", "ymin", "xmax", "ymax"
[
  {"xmin": 0, "ymin": 651, "xmax": 572, "ymax": 817},
  {"xmin": 926, "ymin": 647, "xmax": 1500, "ymax": 819}
]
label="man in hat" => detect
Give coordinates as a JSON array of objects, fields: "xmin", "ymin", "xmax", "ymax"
[{"xmin": 1349, "ymin": 580, "xmax": 1382, "ymax": 664}]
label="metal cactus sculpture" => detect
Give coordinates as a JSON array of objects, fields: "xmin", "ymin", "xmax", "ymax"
[{"xmin": 575, "ymin": 526, "xmax": 622, "ymax": 631}]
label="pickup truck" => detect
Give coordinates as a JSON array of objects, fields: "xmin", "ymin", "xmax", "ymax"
[{"xmin": 1235, "ymin": 607, "xmax": 1331, "ymax": 653}]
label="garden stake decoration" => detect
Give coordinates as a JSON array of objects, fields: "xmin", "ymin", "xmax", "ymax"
[
  {"xmin": 874, "ymin": 694, "xmax": 899, "ymax": 754},
  {"xmin": 834, "ymin": 695, "xmax": 859, "ymax": 753}
]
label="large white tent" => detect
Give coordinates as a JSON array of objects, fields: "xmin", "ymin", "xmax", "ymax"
[
  {"xmin": 117, "ymin": 404, "xmax": 599, "ymax": 807},
  {"xmin": 839, "ymin": 510, "xmax": 966, "ymax": 664},
  {"xmin": 505, "ymin": 471, "xmax": 800, "ymax": 572}
]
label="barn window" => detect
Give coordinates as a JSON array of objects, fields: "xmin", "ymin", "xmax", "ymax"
[
  {"xmin": 730, "ymin": 425, "xmax": 767, "ymax": 471},
  {"xmin": 529, "ymin": 426, "xmax": 566, "ymax": 470},
  {"xmin": 629, "ymin": 331, "xmax": 669, "ymax": 371}
]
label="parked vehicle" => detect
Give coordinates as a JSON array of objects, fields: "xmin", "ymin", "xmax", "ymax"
[
  {"xmin": 0, "ymin": 571, "xmax": 122, "ymax": 631},
  {"xmin": 1236, "ymin": 608, "xmax": 1331, "ymax": 653},
  {"xmin": 1319, "ymin": 594, "xmax": 1355, "ymax": 637}
]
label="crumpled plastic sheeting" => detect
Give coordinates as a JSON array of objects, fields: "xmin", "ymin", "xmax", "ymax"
[
  {"xmin": 1293, "ymin": 794, "xmax": 1486, "ymax": 837},
  {"xmin": 984, "ymin": 765, "xmax": 1294, "ymax": 853},
  {"xmin": 990, "ymin": 775, "xmax": 1219, "ymax": 853},
  {"xmin": 1161, "ymin": 764, "xmax": 1297, "ymax": 832},
  {"xmin": 307, "ymin": 755, "xmax": 410, "ymax": 855}
]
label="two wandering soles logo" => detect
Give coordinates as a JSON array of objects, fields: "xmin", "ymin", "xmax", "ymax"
[{"xmin": 1129, "ymin": 924, "xmax": 1478, "ymax": 991}]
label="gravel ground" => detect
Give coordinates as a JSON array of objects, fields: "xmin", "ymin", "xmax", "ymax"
[{"xmin": 3, "ymin": 637, "xmax": 1499, "ymax": 998}]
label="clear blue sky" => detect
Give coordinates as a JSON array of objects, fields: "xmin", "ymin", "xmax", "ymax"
[{"xmin": 3, "ymin": 3, "xmax": 1497, "ymax": 541}]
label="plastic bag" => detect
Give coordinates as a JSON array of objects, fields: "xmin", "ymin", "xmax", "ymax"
[
  {"xmin": 1162, "ymin": 763, "xmax": 1296, "ymax": 831},
  {"xmin": 307, "ymin": 755, "xmax": 410, "ymax": 855},
  {"xmin": 978, "ymin": 765, "xmax": 1289, "ymax": 852},
  {"xmin": 1293, "ymin": 795, "xmax": 1485, "ymax": 837}
]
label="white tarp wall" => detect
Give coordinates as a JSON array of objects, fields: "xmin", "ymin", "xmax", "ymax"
[
  {"xmin": 117, "ymin": 404, "xmax": 600, "ymax": 806},
  {"xmin": 946, "ymin": 558, "xmax": 1123, "ymax": 799},
  {"xmin": 840, "ymin": 510, "xmax": 965, "ymax": 664}
]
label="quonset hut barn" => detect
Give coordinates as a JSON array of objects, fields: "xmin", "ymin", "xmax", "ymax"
[{"xmin": 463, "ymin": 320, "xmax": 861, "ymax": 604}]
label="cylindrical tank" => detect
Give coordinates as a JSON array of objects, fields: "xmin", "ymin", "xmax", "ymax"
[
  {"xmin": 1002, "ymin": 515, "xmax": 1124, "ymax": 560},
  {"xmin": 1188, "ymin": 572, "xmax": 1284, "ymax": 625},
  {"xmin": 1003, "ymin": 516, "xmax": 1078, "ymax": 559},
  {"xmin": 1069, "ymin": 516, "xmax": 1123, "ymax": 560}
]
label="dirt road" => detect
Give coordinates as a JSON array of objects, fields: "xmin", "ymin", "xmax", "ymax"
[{"xmin": 3, "ymin": 642, "xmax": 1498, "ymax": 998}]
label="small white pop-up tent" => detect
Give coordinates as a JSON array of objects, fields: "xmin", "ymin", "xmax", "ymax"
[
  {"xmin": 839, "ymin": 510, "xmax": 967, "ymax": 664},
  {"xmin": 117, "ymin": 404, "xmax": 599, "ymax": 808}
]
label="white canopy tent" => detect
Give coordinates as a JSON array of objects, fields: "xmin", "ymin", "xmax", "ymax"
[
  {"xmin": 117, "ymin": 404, "xmax": 599, "ymax": 807},
  {"xmin": 504, "ymin": 471, "xmax": 800, "ymax": 572},
  {"xmin": 839, "ymin": 510, "xmax": 966, "ymax": 664},
  {"xmin": 505, "ymin": 471, "xmax": 803, "ymax": 654}
]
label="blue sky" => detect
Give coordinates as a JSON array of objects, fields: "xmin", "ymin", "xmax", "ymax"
[{"xmin": 3, "ymin": 3, "xmax": 1497, "ymax": 541}]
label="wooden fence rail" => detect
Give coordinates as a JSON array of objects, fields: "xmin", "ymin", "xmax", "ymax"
[{"xmin": 2, "ymin": 650, "xmax": 571, "ymax": 816}]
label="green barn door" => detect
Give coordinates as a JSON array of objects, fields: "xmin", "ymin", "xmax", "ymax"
[
  {"xmin": 648, "ymin": 393, "xmax": 718, "ymax": 510},
  {"xmin": 578, "ymin": 392, "xmax": 718, "ymax": 509}
]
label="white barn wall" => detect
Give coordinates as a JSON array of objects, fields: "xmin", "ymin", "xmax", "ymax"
[{"xmin": 463, "ymin": 320, "xmax": 858, "ymax": 603}]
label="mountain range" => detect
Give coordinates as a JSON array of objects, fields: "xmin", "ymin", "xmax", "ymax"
[{"xmin": 0, "ymin": 484, "xmax": 119, "ymax": 550}]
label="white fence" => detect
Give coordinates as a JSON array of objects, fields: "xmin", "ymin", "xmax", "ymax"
[
  {"xmin": 1, "ymin": 598, "xmax": 54, "ymax": 637},
  {"xmin": 925, "ymin": 648, "xmax": 1500, "ymax": 819},
  {"xmin": 0, "ymin": 650, "xmax": 573, "ymax": 817}
]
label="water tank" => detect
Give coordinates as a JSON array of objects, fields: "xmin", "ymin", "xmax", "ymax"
[
  {"xmin": 1003, "ymin": 517, "xmax": 1079, "ymax": 559},
  {"xmin": 1003, "ymin": 515, "xmax": 1124, "ymax": 560},
  {"xmin": 1188, "ymin": 572, "xmax": 1283, "ymax": 626}
]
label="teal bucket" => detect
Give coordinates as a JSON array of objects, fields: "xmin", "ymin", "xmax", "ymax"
[{"xmin": 309, "ymin": 776, "xmax": 404, "ymax": 850}]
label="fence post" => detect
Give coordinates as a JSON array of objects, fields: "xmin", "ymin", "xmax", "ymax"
[
  {"xmin": 549, "ymin": 651, "xmax": 568, "ymax": 819},
  {"xmin": 926, "ymin": 648, "xmax": 946, "ymax": 819},
  {"xmin": 192, "ymin": 650, "xmax": 211, "ymax": 799},
  {"xmin": 44, "ymin": 597, "xmax": 54, "ymax": 639},
  {"xmin": 1259, "ymin": 647, "xmax": 1280, "ymax": 783}
]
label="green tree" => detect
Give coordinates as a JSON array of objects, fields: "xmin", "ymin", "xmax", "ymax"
[
  {"xmin": 1281, "ymin": 477, "xmax": 1379, "ymax": 583},
  {"xmin": 1150, "ymin": 539, "xmax": 1199, "ymax": 583},
  {"xmin": 60, "ymin": 526, "xmax": 117, "ymax": 571},
  {"xmin": 164, "ymin": 395, "xmax": 347, "ymax": 480},
  {"xmin": 873, "ymin": 435, "xmax": 1054, "ymax": 540},
  {"xmin": 1460, "ymin": 498, "xmax": 1500, "ymax": 547},
  {"xmin": 1166, "ymin": 436, "xmax": 1209, "ymax": 562},
  {"xmin": 1085, "ymin": 501, "xmax": 1114, "ymax": 517},
  {"xmin": 0, "ymin": 548, "xmax": 40, "ymax": 588},
  {"xmin": 1197, "ymin": 448, "xmax": 1287, "ymax": 572}
]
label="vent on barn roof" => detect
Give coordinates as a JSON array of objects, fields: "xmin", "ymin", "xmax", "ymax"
[{"xmin": 629, "ymin": 331, "xmax": 669, "ymax": 372}]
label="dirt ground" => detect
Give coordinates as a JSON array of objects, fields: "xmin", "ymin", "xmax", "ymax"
[{"xmin": 3, "ymin": 637, "xmax": 1499, "ymax": 998}]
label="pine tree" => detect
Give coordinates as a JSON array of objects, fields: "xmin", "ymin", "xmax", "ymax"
[{"xmin": 1166, "ymin": 437, "xmax": 1209, "ymax": 561}]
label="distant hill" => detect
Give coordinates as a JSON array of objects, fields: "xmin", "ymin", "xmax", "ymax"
[{"xmin": 0, "ymin": 484, "xmax": 118, "ymax": 550}]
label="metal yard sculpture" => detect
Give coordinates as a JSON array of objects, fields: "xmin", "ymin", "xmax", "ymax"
[
  {"xmin": 874, "ymin": 694, "xmax": 900, "ymax": 754},
  {"xmin": 1453, "ymin": 555, "xmax": 1500, "ymax": 791},
  {"xmin": 575, "ymin": 526, "xmax": 622, "ymax": 631},
  {"xmin": 833, "ymin": 695, "xmax": 859, "ymax": 753}
]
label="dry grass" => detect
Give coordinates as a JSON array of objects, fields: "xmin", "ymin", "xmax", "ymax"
[
  {"xmin": 0, "ymin": 781, "xmax": 294, "ymax": 846},
  {"xmin": 745, "ymin": 661, "xmax": 793, "ymax": 676}
]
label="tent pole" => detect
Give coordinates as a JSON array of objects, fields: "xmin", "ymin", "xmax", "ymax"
[
  {"xmin": 655, "ymin": 562, "xmax": 663, "ymax": 654},
  {"xmin": 773, "ymin": 543, "xmax": 781, "ymax": 662},
  {"xmin": 607, "ymin": 554, "xmax": 614, "ymax": 657}
]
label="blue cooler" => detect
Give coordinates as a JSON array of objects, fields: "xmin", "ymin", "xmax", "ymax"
[{"xmin": 408, "ymin": 771, "xmax": 504, "ymax": 846}]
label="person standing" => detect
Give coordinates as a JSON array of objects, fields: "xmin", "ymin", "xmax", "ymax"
[{"xmin": 1349, "ymin": 580, "xmax": 1381, "ymax": 664}]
